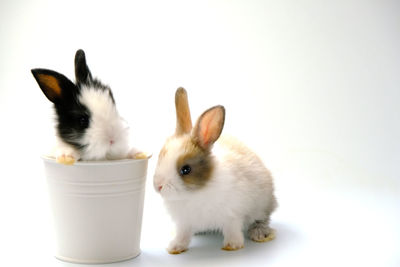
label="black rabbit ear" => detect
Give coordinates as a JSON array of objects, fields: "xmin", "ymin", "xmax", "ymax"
[
  {"xmin": 74, "ymin": 49, "xmax": 93, "ymax": 85},
  {"xmin": 31, "ymin": 68, "xmax": 76, "ymax": 103}
]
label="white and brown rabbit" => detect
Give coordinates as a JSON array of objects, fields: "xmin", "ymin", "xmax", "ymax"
[
  {"xmin": 153, "ymin": 88, "xmax": 277, "ymax": 254},
  {"xmin": 32, "ymin": 49, "xmax": 144, "ymax": 164}
]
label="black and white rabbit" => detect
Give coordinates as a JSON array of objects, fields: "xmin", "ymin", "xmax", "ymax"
[{"xmin": 32, "ymin": 49, "xmax": 144, "ymax": 164}]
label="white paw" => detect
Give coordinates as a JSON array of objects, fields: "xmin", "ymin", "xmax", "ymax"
[
  {"xmin": 127, "ymin": 147, "xmax": 150, "ymax": 160},
  {"xmin": 222, "ymin": 236, "xmax": 244, "ymax": 251},
  {"xmin": 167, "ymin": 240, "xmax": 189, "ymax": 254},
  {"xmin": 56, "ymin": 154, "xmax": 76, "ymax": 165},
  {"xmin": 55, "ymin": 146, "xmax": 80, "ymax": 165},
  {"xmin": 132, "ymin": 152, "xmax": 148, "ymax": 159},
  {"xmin": 222, "ymin": 241, "xmax": 244, "ymax": 251}
]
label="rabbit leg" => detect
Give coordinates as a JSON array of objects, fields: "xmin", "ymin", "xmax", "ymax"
[
  {"xmin": 54, "ymin": 139, "xmax": 80, "ymax": 165},
  {"xmin": 222, "ymin": 219, "xmax": 244, "ymax": 251},
  {"xmin": 167, "ymin": 226, "xmax": 192, "ymax": 254},
  {"xmin": 248, "ymin": 219, "xmax": 275, "ymax": 242}
]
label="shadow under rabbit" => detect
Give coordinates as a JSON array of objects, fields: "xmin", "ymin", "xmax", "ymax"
[
  {"xmin": 159, "ymin": 222, "xmax": 303, "ymax": 265},
  {"xmin": 55, "ymin": 222, "xmax": 301, "ymax": 267}
]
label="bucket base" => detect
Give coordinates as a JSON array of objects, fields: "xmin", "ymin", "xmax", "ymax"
[{"xmin": 55, "ymin": 250, "xmax": 141, "ymax": 264}]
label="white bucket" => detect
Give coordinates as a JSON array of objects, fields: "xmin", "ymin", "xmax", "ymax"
[{"xmin": 42, "ymin": 157, "xmax": 149, "ymax": 264}]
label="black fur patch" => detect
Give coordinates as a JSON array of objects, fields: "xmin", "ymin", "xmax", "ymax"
[
  {"xmin": 74, "ymin": 49, "xmax": 115, "ymax": 103},
  {"xmin": 32, "ymin": 68, "xmax": 91, "ymax": 150},
  {"xmin": 74, "ymin": 49, "xmax": 93, "ymax": 86},
  {"xmin": 54, "ymin": 83, "xmax": 91, "ymax": 150}
]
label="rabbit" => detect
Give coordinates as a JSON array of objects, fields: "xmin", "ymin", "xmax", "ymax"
[
  {"xmin": 153, "ymin": 87, "xmax": 277, "ymax": 254},
  {"xmin": 31, "ymin": 49, "xmax": 145, "ymax": 164}
]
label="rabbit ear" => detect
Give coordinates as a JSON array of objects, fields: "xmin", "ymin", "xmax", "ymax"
[
  {"xmin": 31, "ymin": 68, "xmax": 76, "ymax": 103},
  {"xmin": 175, "ymin": 87, "xmax": 193, "ymax": 135},
  {"xmin": 192, "ymin": 105, "xmax": 225, "ymax": 150},
  {"xmin": 74, "ymin": 49, "xmax": 93, "ymax": 85}
]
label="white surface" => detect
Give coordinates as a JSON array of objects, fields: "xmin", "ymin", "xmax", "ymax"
[{"xmin": 0, "ymin": 1, "xmax": 399, "ymax": 266}]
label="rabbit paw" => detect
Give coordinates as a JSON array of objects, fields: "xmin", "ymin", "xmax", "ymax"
[
  {"xmin": 222, "ymin": 235, "xmax": 244, "ymax": 251},
  {"xmin": 127, "ymin": 147, "xmax": 149, "ymax": 159},
  {"xmin": 54, "ymin": 145, "xmax": 79, "ymax": 165},
  {"xmin": 249, "ymin": 223, "xmax": 275, "ymax": 243},
  {"xmin": 222, "ymin": 241, "xmax": 244, "ymax": 251},
  {"xmin": 56, "ymin": 154, "xmax": 76, "ymax": 165},
  {"xmin": 167, "ymin": 241, "xmax": 188, "ymax": 255},
  {"xmin": 167, "ymin": 228, "xmax": 192, "ymax": 254},
  {"xmin": 222, "ymin": 221, "xmax": 244, "ymax": 251},
  {"xmin": 132, "ymin": 152, "xmax": 148, "ymax": 159}
]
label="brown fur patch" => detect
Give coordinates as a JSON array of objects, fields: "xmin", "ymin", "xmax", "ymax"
[
  {"xmin": 176, "ymin": 139, "xmax": 214, "ymax": 189},
  {"xmin": 37, "ymin": 74, "xmax": 62, "ymax": 100},
  {"xmin": 175, "ymin": 88, "xmax": 192, "ymax": 135}
]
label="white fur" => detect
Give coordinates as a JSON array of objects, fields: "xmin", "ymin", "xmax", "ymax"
[
  {"xmin": 54, "ymin": 137, "xmax": 81, "ymax": 161},
  {"xmin": 154, "ymin": 135, "xmax": 276, "ymax": 252},
  {"xmin": 77, "ymin": 86, "xmax": 130, "ymax": 160}
]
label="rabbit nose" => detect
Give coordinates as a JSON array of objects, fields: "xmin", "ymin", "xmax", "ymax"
[
  {"xmin": 155, "ymin": 182, "xmax": 163, "ymax": 192},
  {"xmin": 154, "ymin": 180, "xmax": 163, "ymax": 192},
  {"xmin": 110, "ymin": 140, "xmax": 114, "ymax": 145},
  {"xmin": 153, "ymin": 174, "xmax": 165, "ymax": 192}
]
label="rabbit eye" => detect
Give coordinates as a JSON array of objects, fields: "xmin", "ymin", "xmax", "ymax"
[
  {"xmin": 180, "ymin": 165, "xmax": 191, "ymax": 176},
  {"xmin": 79, "ymin": 116, "xmax": 89, "ymax": 128}
]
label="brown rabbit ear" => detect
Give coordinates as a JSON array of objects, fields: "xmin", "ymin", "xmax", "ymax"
[
  {"xmin": 175, "ymin": 87, "xmax": 192, "ymax": 135},
  {"xmin": 192, "ymin": 105, "xmax": 225, "ymax": 150}
]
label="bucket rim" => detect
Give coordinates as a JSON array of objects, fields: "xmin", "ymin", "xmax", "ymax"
[{"xmin": 41, "ymin": 155, "xmax": 151, "ymax": 166}]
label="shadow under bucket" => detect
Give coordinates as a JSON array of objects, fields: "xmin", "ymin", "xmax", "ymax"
[{"xmin": 42, "ymin": 156, "xmax": 149, "ymax": 264}]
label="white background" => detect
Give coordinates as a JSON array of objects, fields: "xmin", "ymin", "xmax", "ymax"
[{"xmin": 0, "ymin": 0, "xmax": 399, "ymax": 266}]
